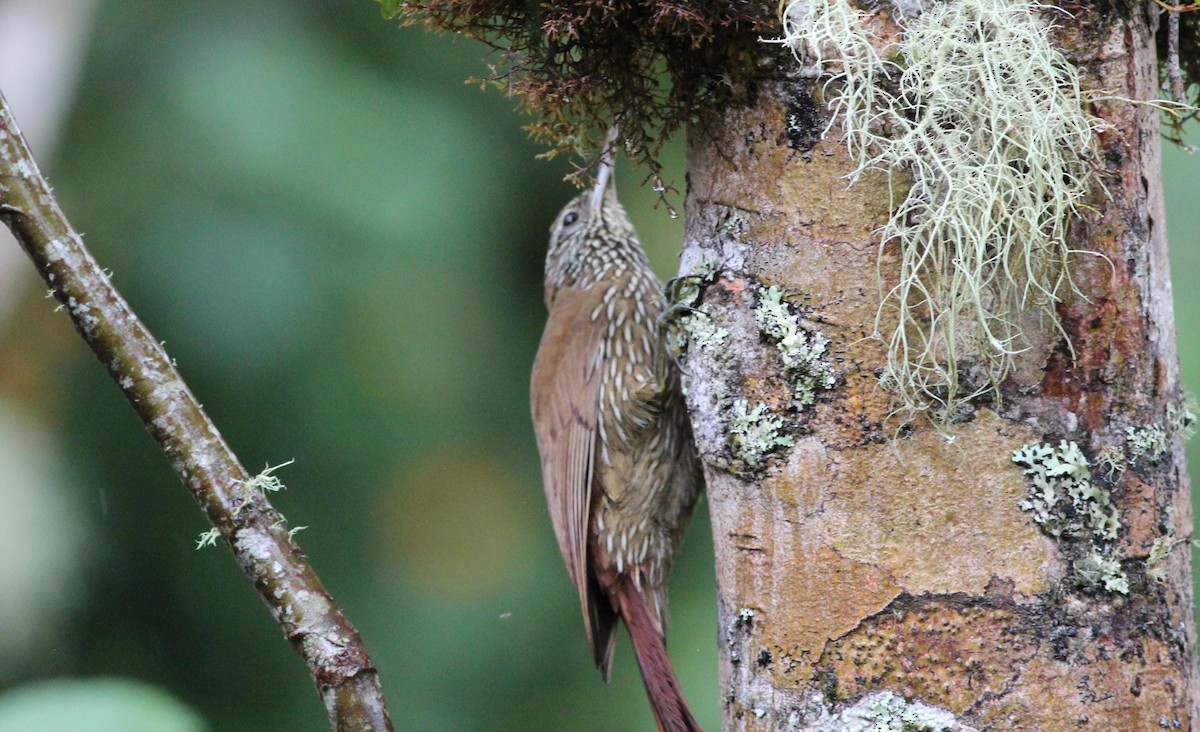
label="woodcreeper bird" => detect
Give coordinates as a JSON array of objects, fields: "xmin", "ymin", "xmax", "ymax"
[{"xmin": 531, "ymin": 144, "xmax": 704, "ymax": 732}]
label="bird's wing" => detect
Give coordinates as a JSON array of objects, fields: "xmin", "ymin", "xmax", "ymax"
[{"xmin": 531, "ymin": 285, "xmax": 609, "ymax": 653}]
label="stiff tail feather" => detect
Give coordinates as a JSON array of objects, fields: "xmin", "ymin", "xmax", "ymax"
[{"xmin": 614, "ymin": 575, "xmax": 703, "ymax": 732}]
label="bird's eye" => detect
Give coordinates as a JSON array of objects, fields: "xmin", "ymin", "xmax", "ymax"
[{"xmin": 563, "ymin": 212, "xmax": 579, "ymax": 226}]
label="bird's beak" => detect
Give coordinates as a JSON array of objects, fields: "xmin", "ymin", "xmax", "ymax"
[{"xmin": 589, "ymin": 127, "xmax": 619, "ymax": 215}]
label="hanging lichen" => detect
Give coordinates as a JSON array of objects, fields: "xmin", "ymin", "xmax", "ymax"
[{"xmin": 781, "ymin": 0, "xmax": 1099, "ymax": 420}]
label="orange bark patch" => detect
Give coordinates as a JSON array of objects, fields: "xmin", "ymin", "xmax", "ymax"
[
  {"xmin": 753, "ymin": 544, "xmax": 902, "ymax": 686},
  {"xmin": 974, "ymin": 637, "xmax": 1193, "ymax": 729},
  {"xmin": 1121, "ymin": 475, "xmax": 1163, "ymax": 559},
  {"xmin": 819, "ymin": 602, "xmax": 1036, "ymax": 713},
  {"xmin": 770, "ymin": 410, "xmax": 1060, "ymax": 597}
]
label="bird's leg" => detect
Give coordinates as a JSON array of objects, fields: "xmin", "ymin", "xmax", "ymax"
[{"xmin": 654, "ymin": 275, "xmax": 706, "ymax": 391}]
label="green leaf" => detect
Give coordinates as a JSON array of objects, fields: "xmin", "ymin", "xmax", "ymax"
[
  {"xmin": 379, "ymin": 0, "xmax": 401, "ymax": 17},
  {"xmin": 0, "ymin": 678, "xmax": 207, "ymax": 732}
]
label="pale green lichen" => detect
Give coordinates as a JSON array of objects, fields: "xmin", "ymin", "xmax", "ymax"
[
  {"xmin": 781, "ymin": 0, "xmax": 1097, "ymax": 420},
  {"xmin": 1125, "ymin": 401, "xmax": 1198, "ymax": 464},
  {"xmin": 1012, "ymin": 441, "xmax": 1126, "ymax": 594},
  {"xmin": 755, "ymin": 286, "xmax": 837, "ymax": 407},
  {"xmin": 681, "ymin": 303, "xmax": 729, "ymax": 350},
  {"xmin": 240, "ymin": 459, "xmax": 295, "ymax": 493},
  {"xmin": 1146, "ymin": 506, "xmax": 1184, "ymax": 584},
  {"xmin": 1095, "ymin": 444, "xmax": 1126, "ymax": 480},
  {"xmin": 1012, "ymin": 441, "xmax": 1120, "ymax": 541},
  {"xmin": 730, "ymin": 399, "xmax": 795, "ymax": 467},
  {"xmin": 1147, "ymin": 534, "xmax": 1175, "ymax": 584},
  {"xmin": 1125, "ymin": 424, "xmax": 1169, "ymax": 464},
  {"xmin": 864, "ymin": 691, "xmax": 955, "ymax": 732},
  {"xmin": 195, "ymin": 528, "xmax": 221, "ymax": 550},
  {"xmin": 1075, "ymin": 551, "xmax": 1129, "ymax": 595},
  {"xmin": 722, "ymin": 210, "xmax": 746, "ymax": 237}
]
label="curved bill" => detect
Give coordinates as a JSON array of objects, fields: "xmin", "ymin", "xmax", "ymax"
[{"xmin": 589, "ymin": 126, "xmax": 620, "ymax": 214}]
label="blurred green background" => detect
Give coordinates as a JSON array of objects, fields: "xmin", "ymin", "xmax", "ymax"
[{"xmin": 0, "ymin": 1, "xmax": 1194, "ymax": 730}]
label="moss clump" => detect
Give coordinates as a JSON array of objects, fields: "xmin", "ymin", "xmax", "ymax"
[
  {"xmin": 386, "ymin": 0, "xmax": 767, "ymax": 184},
  {"xmin": 782, "ymin": 0, "xmax": 1097, "ymax": 420}
]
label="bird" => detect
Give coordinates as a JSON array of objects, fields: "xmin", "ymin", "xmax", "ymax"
[{"xmin": 530, "ymin": 133, "xmax": 704, "ymax": 732}]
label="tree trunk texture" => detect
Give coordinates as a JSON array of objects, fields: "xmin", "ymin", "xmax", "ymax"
[{"xmin": 681, "ymin": 2, "xmax": 1199, "ymax": 729}]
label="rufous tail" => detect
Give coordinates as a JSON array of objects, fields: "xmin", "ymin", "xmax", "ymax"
[{"xmin": 614, "ymin": 575, "xmax": 703, "ymax": 732}]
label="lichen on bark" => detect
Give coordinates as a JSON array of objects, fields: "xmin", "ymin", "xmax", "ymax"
[{"xmin": 683, "ymin": 0, "xmax": 1199, "ymax": 727}]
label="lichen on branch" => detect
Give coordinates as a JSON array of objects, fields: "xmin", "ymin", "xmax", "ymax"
[
  {"xmin": 0, "ymin": 91, "xmax": 393, "ymax": 731},
  {"xmin": 385, "ymin": 0, "xmax": 767, "ymax": 183}
]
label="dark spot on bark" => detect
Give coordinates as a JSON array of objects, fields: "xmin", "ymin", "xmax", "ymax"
[
  {"xmin": 820, "ymin": 669, "xmax": 839, "ymax": 702},
  {"xmin": 1105, "ymin": 139, "xmax": 1124, "ymax": 166},
  {"xmin": 782, "ymin": 87, "xmax": 823, "ymax": 153},
  {"xmin": 757, "ymin": 649, "xmax": 773, "ymax": 667},
  {"xmin": 1050, "ymin": 625, "xmax": 1078, "ymax": 661}
]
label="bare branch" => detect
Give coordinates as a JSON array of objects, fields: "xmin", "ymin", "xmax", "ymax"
[{"xmin": 0, "ymin": 89, "xmax": 393, "ymax": 732}]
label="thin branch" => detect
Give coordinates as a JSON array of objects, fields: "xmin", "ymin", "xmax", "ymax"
[
  {"xmin": 1167, "ymin": 10, "xmax": 1185, "ymax": 105},
  {"xmin": 0, "ymin": 89, "xmax": 393, "ymax": 732},
  {"xmin": 1152, "ymin": 0, "xmax": 1200, "ymax": 10},
  {"xmin": 1150, "ymin": 0, "xmax": 1200, "ymax": 11}
]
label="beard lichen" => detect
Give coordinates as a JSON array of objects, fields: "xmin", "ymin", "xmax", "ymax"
[{"xmin": 781, "ymin": 0, "xmax": 1099, "ymax": 421}]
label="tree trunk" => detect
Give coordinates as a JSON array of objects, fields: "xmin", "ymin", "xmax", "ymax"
[{"xmin": 680, "ymin": 1, "xmax": 1199, "ymax": 728}]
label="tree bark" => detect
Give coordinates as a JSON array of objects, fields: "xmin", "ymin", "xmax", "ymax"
[{"xmin": 681, "ymin": 2, "xmax": 1199, "ymax": 729}]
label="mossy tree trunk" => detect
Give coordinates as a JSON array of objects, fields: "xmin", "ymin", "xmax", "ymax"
[{"xmin": 679, "ymin": 2, "xmax": 1199, "ymax": 729}]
